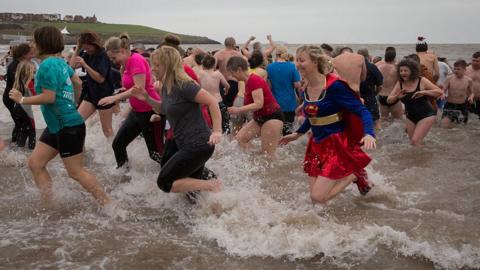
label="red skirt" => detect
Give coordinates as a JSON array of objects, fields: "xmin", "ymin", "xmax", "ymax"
[{"xmin": 303, "ymin": 132, "xmax": 371, "ymax": 179}]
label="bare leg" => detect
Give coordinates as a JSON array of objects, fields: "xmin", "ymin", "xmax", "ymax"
[
  {"xmin": 379, "ymin": 104, "xmax": 390, "ymax": 119},
  {"xmin": 98, "ymin": 108, "xmax": 114, "ymax": 138},
  {"xmin": 411, "ymin": 116, "xmax": 436, "ymax": 146},
  {"xmin": 309, "ymin": 174, "xmax": 355, "ymax": 204},
  {"xmin": 260, "ymin": 119, "xmax": 283, "ymax": 159},
  {"xmin": 27, "ymin": 142, "xmax": 59, "ymax": 203},
  {"xmin": 440, "ymin": 117, "xmax": 453, "ymax": 129},
  {"xmin": 235, "ymin": 120, "xmax": 260, "ymax": 151},
  {"xmin": 170, "ymin": 178, "xmax": 222, "ymax": 193},
  {"xmin": 62, "ymin": 152, "xmax": 111, "ymax": 206},
  {"xmin": 77, "ymin": 101, "xmax": 96, "ymax": 121},
  {"xmin": 391, "ymin": 102, "xmax": 404, "ymax": 119},
  {"xmin": 405, "ymin": 119, "xmax": 416, "ymax": 141}
]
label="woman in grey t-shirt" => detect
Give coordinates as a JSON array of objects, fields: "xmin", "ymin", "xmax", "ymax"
[{"xmin": 133, "ymin": 46, "xmax": 223, "ymax": 194}]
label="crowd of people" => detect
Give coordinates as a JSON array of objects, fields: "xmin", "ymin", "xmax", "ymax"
[{"xmin": 1, "ymin": 27, "xmax": 479, "ymax": 210}]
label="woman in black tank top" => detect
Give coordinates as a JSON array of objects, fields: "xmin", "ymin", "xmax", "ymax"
[{"xmin": 387, "ymin": 59, "xmax": 443, "ymax": 146}]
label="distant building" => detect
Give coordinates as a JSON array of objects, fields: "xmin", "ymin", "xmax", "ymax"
[
  {"xmin": 63, "ymin": 15, "xmax": 74, "ymax": 22},
  {"xmin": 11, "ymin": 14, "xmax": 24, "ymax": 20},
  {"xmin": 0, "ymin": 12, "xmax": 99, "ymax": 23},
  {"xmin": 42, "ymin": 14, "xmax": 61, "ymax": 21},
  {"xmin": 73, "ymin": 15, "xmax": 84, "ymax": 22}
]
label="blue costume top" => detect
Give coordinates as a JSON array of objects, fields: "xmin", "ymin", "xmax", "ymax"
[{"xmin": 296, "ymin": 74, "xmax": 375, "ymax": 143}]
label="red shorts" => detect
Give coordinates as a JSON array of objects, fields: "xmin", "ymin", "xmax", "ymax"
[{"xmin": 303, "ymin": 132, "xmax": 371, "ymax": 179}]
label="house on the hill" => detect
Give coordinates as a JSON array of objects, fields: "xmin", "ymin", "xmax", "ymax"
[
  {"xmin": 84, "ymin": 14, "xmax": 97, "ymax": 23},
  {"xmin": 63, "ymin": 15, "xmax": 74, "ymax": 22},
  {"xmin": 74, "ymin": 15, "xmax": 84, "ymax": 22},
  {"xmin": 42, "ymin": 14, "xmax": 61, "ymax": 21}
]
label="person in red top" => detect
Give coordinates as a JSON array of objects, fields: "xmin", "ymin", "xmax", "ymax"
[{"xmin": 227, "ymin": 56, "xmax": 283, "ymax": 159}]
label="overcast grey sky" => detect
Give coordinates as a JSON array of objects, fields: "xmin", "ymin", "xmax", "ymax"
[{"xmin": 4, "ymin": 0, "xmax": 480, "ymax": 44}]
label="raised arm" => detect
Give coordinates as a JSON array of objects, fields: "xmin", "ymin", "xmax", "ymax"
[
  {"xmin": 241, "ymin": 36, "xmax": 255, "ymax": 57},
  {"xmin": 263, "ymin": 35, "xmax": 276, "ymax": 58}
]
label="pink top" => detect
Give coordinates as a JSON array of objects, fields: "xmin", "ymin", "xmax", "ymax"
[{"xmin": 122, "ymin": 53, "xmax": 160, "ymax": 112}]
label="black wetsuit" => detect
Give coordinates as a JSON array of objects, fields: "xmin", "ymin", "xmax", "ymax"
[
  {"xmin": 400, "ymin": 78, "xmax": 436, "ymax": 124},
  {"xmin": 2, "ymin": 59, "xmax": 19, "ymax": 141},
  {"xmin": 11, "ymin": 83, "xmax": 36, "ymax": 149}
]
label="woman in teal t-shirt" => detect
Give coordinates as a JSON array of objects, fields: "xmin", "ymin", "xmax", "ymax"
[{"xmin": 9, "ymin": 26, "xmax": 111, "ymax": 207}]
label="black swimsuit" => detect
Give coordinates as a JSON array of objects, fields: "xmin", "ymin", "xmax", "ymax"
[{"xmin": 400, "ymin": 78, "xmax": 436, "ymax": 124}]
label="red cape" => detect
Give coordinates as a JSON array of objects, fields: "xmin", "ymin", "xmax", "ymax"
[{"xmin": 325, "ymin": 73, "xmax": 365, "ymax": 146}]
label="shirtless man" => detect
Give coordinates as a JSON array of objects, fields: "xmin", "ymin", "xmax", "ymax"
[
  {"xmin": 441, "ymin": 59, "xmax": 474, "ymax": 128},
  {"xmin": 376, "ymin": 47, "xmax": 403, "ymax": 119},
  {"xmin": 183, "ymin": 48, "xmax": 205, "ymax": 68},
  {"xmin": 332, "ymin": 47, "xmax": 367, "ymax": 93},
  {"xmin": 466, "ymin": 51, "xmax": 480, "ymax": 119},
  {"xmin": 214, "ymin": 37, "xmax": 245, "ymax": 107},
  {"xmin": 198, "ymin": 54, "xmax": 231, "ymax": 133},
  {"xmin": 416, "ymin": 37, "xmax": 439, "ymax": 82}
]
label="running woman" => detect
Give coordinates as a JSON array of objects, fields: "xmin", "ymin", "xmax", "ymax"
[
  {"xmin": 280, "ymin": 45, "xmax": 376, "ymax": 204},
  {"xmin": 9, "ymin": 26, "xmax": 110, "ymax": 206}
]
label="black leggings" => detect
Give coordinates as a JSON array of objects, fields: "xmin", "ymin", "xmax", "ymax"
[
  {"xmin": 158, "ymin": 139, "xmax": 214, "ymax": 193},
  {"xmin": 112, "ymin": 110, "xmax": 164, "ymax": 168},
  {"xmin": 12, "ymin": 105, "xmax": 36, "ymax": 149},
  {"xmin": 3, "ymin": 88, "xmax": 19, "ymax": 141}
]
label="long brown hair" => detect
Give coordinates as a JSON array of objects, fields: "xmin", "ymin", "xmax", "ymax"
[
  {"xmin": 151, "ymin": 46, "xmax": 192, "ymax": 94},
  {"xmin": 13, "ymin": 61, "xmax": 35, "ymax": 94}
]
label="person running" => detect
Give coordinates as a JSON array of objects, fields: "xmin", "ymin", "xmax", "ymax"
[
  {"xmin": 214, "ymin": 37, "xmax": 245, "ymax": 107},
  {"xmin": 11, "ymin": 60, "xmax": 36, "ymax": 149},
  {"xmin": 9, "ymin": 26, "xmax": 110, "ymax": 206},
  {"xmin": 358, "ymin": 48, "xmax": 383, "ymax": 130},
  {"xmin": 266, "ymin": 46, "xmax": 302, "ymax": 135},
  {"xmin": 466, "ymin": 52, "xmax": 480, "ymax": 119},
  {"xmin": 132, "ymin": 46, "xmax": 222, "ymax": 194},
  {"xmin": 387, "ymin": 59, "xmax": 443, "ymax": 146},
  {"xmin": 227, "ymin": 56, "xmax": 284, "ymax": 159},
  {"xmin": 332, "ymin": 47, "xmax": 367, "ymax": 93},
  {"xmin": 440, "ymin": 59, "xmax": 474, "ymax": 128},
  {"xmin": 70, "ymin": 30, "xmax": 115, "ymax": 139},
  {"xmin": 376, "ymin": 47, "xmax": 403, "ymax": 119},
  {"xmin": 198, "ymin": 54, "xmax": 231, "ymax": 133},
  {"xmin": 241, "ymin": 35, "xmax": 276, "ymax": 64},
  {"xmin": 416, "ymin": 36, "xmax": 439, "ymax": 82},
  {"xmin": 98, "ymin": 34, "xmax": 163, "ymax": 169},
  {"xmin": 280, "ymin": 45, "xmax": 376, "ymax": 204},
  {"xmin": 2, "ymin": 43, "xmax": 34, "ymax": 144}
]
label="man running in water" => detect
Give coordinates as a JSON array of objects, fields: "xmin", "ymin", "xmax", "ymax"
[
  {"xmin": 376, "ymin": 47, "xmax": 403, "ymax": 119},
  {"xmin": 466, "ymin": 52, "xmax": 480, "ymax": 119},
  {"xmin": 332, "ymin": 47, "xmax": 367, "ymax": 93},
  {"xmin": 214, "ymin": 37, "xmax": 245, "ymax": 107}
]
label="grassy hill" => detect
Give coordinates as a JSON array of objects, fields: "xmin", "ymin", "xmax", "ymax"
[{"xmin": 0, "ymin": 21, "xmax": 220, "ymax": 44}]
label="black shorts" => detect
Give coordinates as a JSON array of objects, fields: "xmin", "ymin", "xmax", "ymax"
[
  {"xmin": 442, "ymin": 102, "xmax": 468, "ymax": 124},
  {"xmin": 220, "ymin": 80, "xmax": 239, "ymax": 107},
  {"xmin": 83, "ymin": 91, "xmax": 114, "ymax": 110},
  {"xmin": 254, "ymin": 109, "xmax": 284, "ymax": 126},
  {"xmin": 39, "ymin": 124, "xmax": 86, "ymax": 158},
  {"xmin": 361, "ymin": 94, "xmax": 380, "ymax": 121}
]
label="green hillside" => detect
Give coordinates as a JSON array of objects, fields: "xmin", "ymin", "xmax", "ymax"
[{"xmin": 0, "ymin": 21, "xmax": 219, "ymax": 44}]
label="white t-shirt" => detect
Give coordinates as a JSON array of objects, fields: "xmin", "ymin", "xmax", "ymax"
[{"xmin": 437, "ymin": 61, "xmax": 452, "ymax": 86}]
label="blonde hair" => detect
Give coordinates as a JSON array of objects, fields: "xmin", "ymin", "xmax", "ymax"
[
  {"xmin": 275, "ymin": 46, "xmax": 289, "ymax": 61},
  {"xmin": 296, "ymin": 45, "xmax": 333, "ymax": 75},
  {"xmin": 104, "ymin": 33, "xmax": 130, "ymax": 52},
  {"xmin": 151, "ymin": 46, "xmax": 192, "ymax": 94},
  {"xmin": 13, "ymin": 61, "xmax": 35, "ymax": 93}
]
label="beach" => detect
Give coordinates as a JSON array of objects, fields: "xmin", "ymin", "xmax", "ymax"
[{"xmin": 1, "ymin": 44, "xmax": 480, "ymax": 269}]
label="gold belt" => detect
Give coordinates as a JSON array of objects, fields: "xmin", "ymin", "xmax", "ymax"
[{"xmin": 309, "ymin": 113, "xmax": 342, "ymax": 126}]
